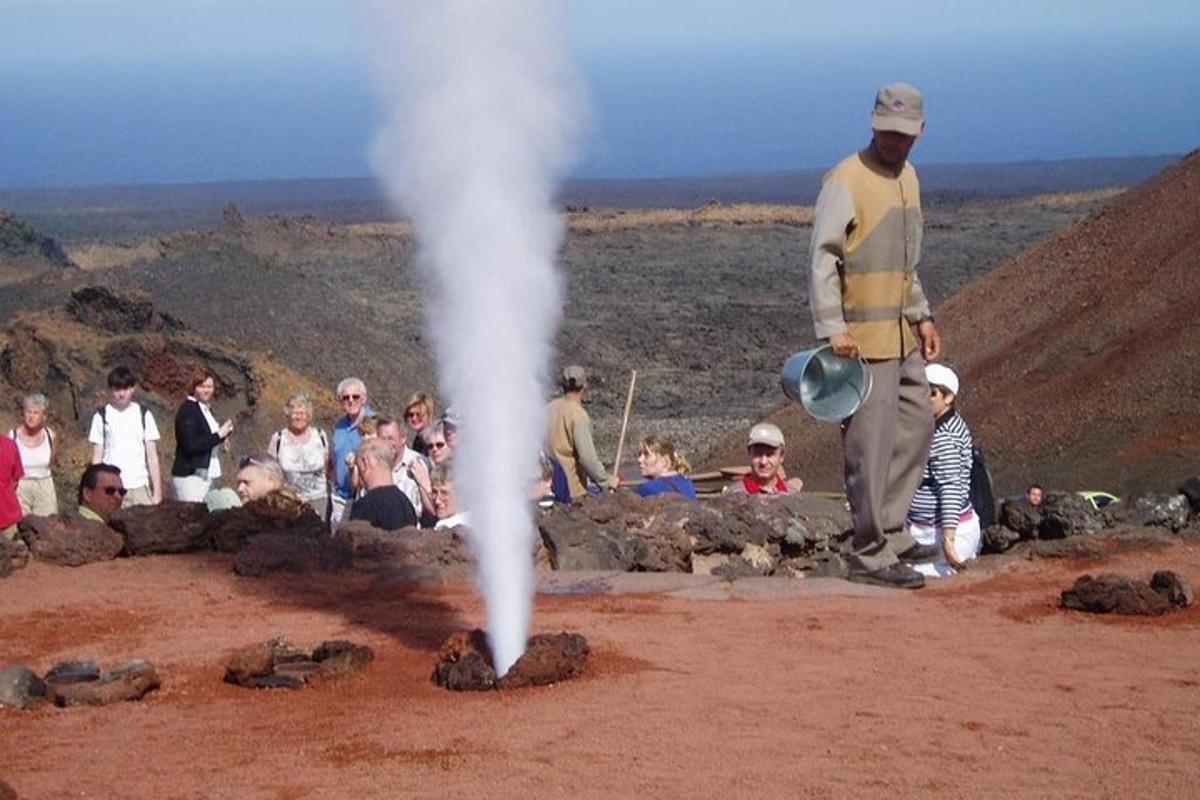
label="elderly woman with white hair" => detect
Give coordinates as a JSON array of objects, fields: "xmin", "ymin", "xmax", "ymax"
[
  {"xmin": 906, "ymin": 364, "xmax": 981, "ymax": 577},
  {"xmin": 9, "ymin": 393, "xmax": 57, "ymax": 515},
  {"xmin": 267, "ymin": 392, "xmax": 329, "ymax": 518}
]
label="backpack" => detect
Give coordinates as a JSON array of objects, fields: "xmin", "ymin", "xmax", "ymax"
[
  {"xmin": 97, "ymin": 404, "xmax": 150, "ymax": 450},
  {"xmin": 969, "ymin": 443, "xmax": 996, "ymax": 529},
  {"xmin": 272, "ymin": 428, "xmax": 328, "ymax": 459},
  {"xmin": 9, "ymin": 427, "xmax": 54, "ymax": 452}
]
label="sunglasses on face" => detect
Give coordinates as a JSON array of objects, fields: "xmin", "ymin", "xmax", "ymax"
[
  {"xmin": 238, "ymin": 456, "xmax": 265, "ymax": 469},
  {"xmin": 102, "ymin": 487, "xmax": 128, "ymax": 497},
  {"xmin": 341, "ymin": 394, "xmax": 363, "ymax": 402},
  {"xmin": 406, "ymin": 410, "xmax": 423, "ymax": 419},
  {"xmin": 429, "ymin": 441, "xmax": 448, "ymax": 450}
]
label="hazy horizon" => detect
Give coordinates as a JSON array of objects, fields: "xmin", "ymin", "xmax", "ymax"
[{"xmin": 0, "ymin": 1, "xmax": 1196, "ymax": 190}]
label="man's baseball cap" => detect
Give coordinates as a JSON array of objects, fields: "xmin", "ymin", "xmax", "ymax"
[
  {"xmin": 925, "ymin": 363, "xmax": 960, "ymax": 397},
  {"xmin": 748, "ymin": 422, "xmax": 785, "ymax": 449},
  {"xmin": 871, "ymin": 82, "xmax": 924, "ymax": 137},
  {"xmin": 561, "ymin": 365, "xmax": 587, "ymax": 390}
]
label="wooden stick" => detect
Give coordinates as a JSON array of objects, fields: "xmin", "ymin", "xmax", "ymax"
[{"xmin": 611, "ymin": 369, "xmax": 638, "ymax": 480}]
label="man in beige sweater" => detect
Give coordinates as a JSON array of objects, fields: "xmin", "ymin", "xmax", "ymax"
[{"xmin": 809, "ymin": 82, "xmax": 945, "ymax": 589}]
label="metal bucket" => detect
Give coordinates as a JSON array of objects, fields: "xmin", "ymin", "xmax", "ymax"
[{"xmin": 780, "ymin": 346, "xmax": 873, "ymax": 422}]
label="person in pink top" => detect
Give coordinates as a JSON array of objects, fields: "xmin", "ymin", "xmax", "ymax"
[{"xmin": 0, "ymin": 434, "xmax": 24, "ymax": 541}]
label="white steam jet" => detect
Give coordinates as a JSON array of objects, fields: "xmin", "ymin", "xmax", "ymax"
[{"xmin": 359, "ymin": 0, "xmax": 584, "ymax": 675}]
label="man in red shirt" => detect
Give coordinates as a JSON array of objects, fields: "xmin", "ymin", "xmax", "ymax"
[
  {"xmin": 0, "ymin": 435, "xmax": 24, "ymax": 539},
  {"xmin": 728, "ymin": 423, "xmax": 803, "ymax": 495}
]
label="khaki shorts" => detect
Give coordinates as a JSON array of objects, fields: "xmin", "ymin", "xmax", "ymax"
[
  {"xmin": 122, "ymin": 485, "xmax": 155, "ymax": 508},
  {"xmin": 17, "ymin": 476, "xmax": 58, "ymax": 516}
]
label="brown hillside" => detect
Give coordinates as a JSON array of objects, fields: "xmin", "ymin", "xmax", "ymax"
[
  {"xmin": 0, "ymin": 286, "xmax": 338, "ymax": 507},
  {"xmin": 709, "ymin": 152, "xmax": 1200, "ymax": 496}
]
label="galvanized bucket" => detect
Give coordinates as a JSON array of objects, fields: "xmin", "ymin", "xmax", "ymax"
[{"xmin": 780, "ymin": 346, "xmax": 873, "ymax": 422}]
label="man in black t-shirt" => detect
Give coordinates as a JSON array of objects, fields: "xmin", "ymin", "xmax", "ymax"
[{"xmin": 349, "ymin": 438, "xmax": 418, "ymax": 531}]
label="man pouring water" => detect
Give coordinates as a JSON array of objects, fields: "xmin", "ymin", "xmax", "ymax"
[{"xmin": 808, "ymin": 82, "xmax": 944, "ymax": 589}]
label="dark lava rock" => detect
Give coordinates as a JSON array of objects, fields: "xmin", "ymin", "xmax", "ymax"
[
  {"xmin": 233, "ymin": 532, "xmax": 352, "ymax": 577},
  {"xmin": 998, "ymin": 499, "xmax": 1042, "ymax": 539},
  {"xmin": 1150, "ymin": 571, "xmax": 1195, "ymax": 607},
  {"xmin": 0, "ymin": 664, "xmax": 46, "ymax": 710},
  {"xmin": 1110, "ymin": 493, "xmax": 1192, "ymax": 532},
  {"xmin": 344, "ymin": 522, "xmax": 474, "ymax": 569},
  {"xmin": 224, "ymin": 637, "xmax": 308, "ymax": 687},
  {"xmin": 433, "ymin": 629, "xmax": 589, "ymax": 691},
  {"xmin": 225, "ymin": 637, "xmax": 373, "ymax": 689},
  {"xmin": 66, "ymin": 285, "xmax": 181, "ymax": 334},
  {"xmin": 1060, "ymin": 574, "xmax": 1173, "ymax": 616},
  {"xmin": 1179, "ymin": 477, "xmax": 1200, "ymax": 512},
  {"xmin": 206, "ymin": 491, "xmax": 323, "ymax": 553},
  {"xmin": 0, "ymin": 777, "xmax": 17, "ymax": 800},
  {"xmin": 0, "ymin": 211, "xmax": 73, "ymax": 267},
  {"xmin": 982, "ymin": 523, "xmax": 1021, "ymax": 554},
  {"xmin": 0, "ymin": 538, "xmax": 30, "ymax": 578},
  {"xmin": 1038, "ymin": 493, "xmax": 1104, "ymax": 540},
  {"xmin": 45, "ymin": 660, "xmax": 160, "ymax": 707},
  {"xmin": 18, "ymin": 515, "xmax": 123, "ymax": 566},
  {"xmin": 110, "ymin": 501, "xmax": 211, "ymax": 556},
  {"xmin": 312, "ymin": 640, "xmax": 375, "ymax": 679}
]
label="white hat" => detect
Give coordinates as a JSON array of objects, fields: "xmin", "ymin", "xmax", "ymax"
[
  {"xmin": 925, "ymin": 363, "xmax": 960, "ymax": 396},
  {"xmin": 748, "ymin": 422, "xmax": 785, "ymax": 448}
]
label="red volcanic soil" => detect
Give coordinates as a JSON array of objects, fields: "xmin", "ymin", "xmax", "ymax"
[
  {"xmin": 718, "ymin": 153, "xmax": 1200, "ymax": 496},
  {"xmin": 3, "ymin": 546, "xmax": 1200, "ymax": 799}
]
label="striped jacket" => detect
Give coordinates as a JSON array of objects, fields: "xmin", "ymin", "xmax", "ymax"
[
  {"xmin": 809, "ymin": 147, "xmax": 931, "ymax": 360},
  {"xmin": 908, "ymin": 410, "xmax": 974, "ymax": 529}
]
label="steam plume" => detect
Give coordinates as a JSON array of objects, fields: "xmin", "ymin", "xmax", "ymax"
[{"xmin": 360, "ymin": 1, "xmax": 583, "ymax": 674}]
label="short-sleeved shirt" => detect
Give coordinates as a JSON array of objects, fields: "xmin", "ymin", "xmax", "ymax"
[
  {"xmin": 391, "ymin": 446, "xmax": 427, "ymax": 516},
  {"xmin": 88, "ymin": 403, "xmax": 160, "ymax": 490},
  {"xmin": 349, "ymin": 485, "xmax": 418, "ymax": 531},
  {"xmin": 0, "ymin": 437, "xmax": 24, "ymax": 529}
]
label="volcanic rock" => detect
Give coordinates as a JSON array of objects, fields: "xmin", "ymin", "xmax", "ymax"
[
  {"xmin": 0, "ymin": 777, "xmax": 16, "ymax": 800},
  {"xmin": 109, "ymin": 501, "xmax": 211, "ymax": 556},
  {"xmin": 0, "ymin": 665, "xmax": 46, "ymax": 710},
  {"xmin": 225, "ymin": 637, "xmax": 373, "ymax": 689},
  {"xmin": 233, "ymin": 532, "xmax": 352, "ymax": 577},
  {"xmin": 1110, "ymin": 493, "xmax": 1192, "ymax": 532},
  {"xmin": 206, "ymin": 491, "xmax": 323, "ymax": 553},
  {"xmin": 66, "ymin": 285, "xmax": 181, "ymax": 334},
  {"xmin": 44, "ymin": 659, "xmax": 160, "ymax": 707},
  {"xmin": 1149, "ymin": 571, "xmax": 1194, "ymax": 608},
  {"xmin": 0, "ymin": 211, "xmax": 73, "ymax": 267},
  {"xmin": 1179, "ymin": 476, "xmax": 1200, "ymax": 512},
  {"xmin": 343, "ymin": 522, "xmax": 474, "ymax": 571},
  {"xmin": 998, "ymin": 499, "xmax": 1042, "ymax": 539},
  {"xmin": 1038, "ymin": 493, "xmax": 1104, "ymax": 539},
  {"xmin": 982, "ymin": 523, "xmax": 1021, "ymax": 554},
  {"xmin": 433, "ymin": 629, "xmax": 589, "ymax": 691},
  {"xmin": 18, "ymin": 515, "xmax": 124, "ymax": 566},
  {"xmin": 0, "ymin": 538, "xmax": 30, "ymax": 577},
  {"xmin": 1060, "ymin": 574, "xmax": 1173, "ymax": 616},
  {"xmin": 311, "ymin": 640, "xmax": 376, "ymax": 679}
]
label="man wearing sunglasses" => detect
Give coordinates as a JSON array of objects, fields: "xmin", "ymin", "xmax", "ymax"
[
  {"xmin": 330, "ymin": 377, "xmax": 373, "ymax": 530},
  {"xmin": 78, "ymin": 463, "xmax": 126, "ymax": 523}
]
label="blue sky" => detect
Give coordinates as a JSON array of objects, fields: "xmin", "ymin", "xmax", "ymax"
[{"xmin": 0, "ymin": 0, "xmax": 1197, "ymax": 187}]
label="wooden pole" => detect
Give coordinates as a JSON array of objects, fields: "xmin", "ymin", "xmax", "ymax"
[{"xmin": 611, "ymin": 369, "xmax": 638, "ymax": 481}]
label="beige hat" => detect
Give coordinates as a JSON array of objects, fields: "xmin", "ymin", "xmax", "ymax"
[
  {"xmin": 561, "ymin": 365, "xmax": 587, "ymax": 390},
  {"xmin": 871, "ymin": 82, "xmax": 924, "ymax": 137},
  {"xmin": 748, "ymin": 422, "xmax": 785, "ymax": 449}
]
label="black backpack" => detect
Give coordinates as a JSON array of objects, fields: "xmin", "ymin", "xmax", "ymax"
[{"xmin": 969, "ymin": 443, "xmax": 996, "ymax": 529}]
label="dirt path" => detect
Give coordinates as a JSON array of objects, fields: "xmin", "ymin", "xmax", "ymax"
[{"xmin": 3, "ymin": 544, "xmax": 1199, "ymax": 799}]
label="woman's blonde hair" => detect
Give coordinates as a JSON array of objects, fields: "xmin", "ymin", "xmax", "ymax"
[
  {"xmin": 639, "ymin": 435, "xmax": 690, "ymax": 476},
  {"xmin": 404, "ymin": 392, "xmax": 436, "ymax": 426},
  {"xmin": 284, "ymin": 392, "xmax": 313, "ymax": 419}
]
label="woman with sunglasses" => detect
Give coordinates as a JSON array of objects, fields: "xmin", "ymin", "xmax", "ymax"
[
  {"xmin": 171, "ymin": 368, "xmax": 234, "ymax": 502},
  {"xmin": 403, "ymin": 393, "xmax": 436, "ymax": 458},
  {"xmin": 905, "ymin": 364, "xmax": 981, "ymax": 577}
]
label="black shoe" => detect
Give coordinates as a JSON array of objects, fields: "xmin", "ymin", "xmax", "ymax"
[
  {"xmin": 847, "ymin": 562, "xmax": 926, "ymax": 589},
  {"xmin": 898, "ymin": 542, "xmax": 941, "ymax": 563}
]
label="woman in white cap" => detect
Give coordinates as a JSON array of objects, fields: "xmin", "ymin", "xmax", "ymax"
[{"xmin": 906, "ymin": 364, "xmax": 980, "ymax": 576}]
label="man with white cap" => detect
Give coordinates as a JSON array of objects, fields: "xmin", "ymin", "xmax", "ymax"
[
  {"xmin": 808, "ymin": 82, "xmax": 944, "ymax": 589},
  {"xmin": 729, "ymin": 422, "xmax": 804, "ymax": 495},
  {"xmin": 546, "ymin": 365, "xmax": 616, "ymax": 501},
  {"xmin": 906, "ymin": 363, "xmax": 980, "ymax": 575}
]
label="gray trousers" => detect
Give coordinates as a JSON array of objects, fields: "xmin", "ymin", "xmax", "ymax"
[{"xmin": 842, "ymin": 349, "xmax": 934, "ymax": 571}]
